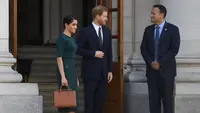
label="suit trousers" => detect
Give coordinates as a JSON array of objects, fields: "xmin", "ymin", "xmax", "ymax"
[
  {"xmin": 83, "ymin": 77, "xmax": 108, "ymax": 113},
  {"xmin": 147, "ymin": 70, "xmax": 175, "ymax": 113}
]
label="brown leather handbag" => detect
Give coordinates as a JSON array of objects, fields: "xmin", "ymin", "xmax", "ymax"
[{"xmin": 53, "ymin": 86, "xmax": 76, "ymax": 108}]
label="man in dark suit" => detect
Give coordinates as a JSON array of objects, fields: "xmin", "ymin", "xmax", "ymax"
[
  {"xmin": 140, "ymin": 4, "xmax": 180, "ymax": 113},
  {"xmin": 76, "ymin": 5, "xmax": 113, "ymax": 113}
]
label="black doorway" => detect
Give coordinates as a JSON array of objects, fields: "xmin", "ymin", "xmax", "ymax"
[
  {"xmin": 18, "ymin": 0, "xmax": 43, "ymax": 45},
  {"xmin": 82, "ymin": 0, "xmax": 96, "ymax": 27}
]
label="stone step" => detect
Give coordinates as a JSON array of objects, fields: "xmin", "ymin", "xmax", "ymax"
[
  {"xmin": 0, "ymin": 95, "xmax": 43, "ymax": 113},
  {"xmin": 38, "ymin": 83, "xmax": 84, "ymax": 90},
  {"xmin": 19, "ymin": 46, "xmax": 84, "ymax": 113},
  {"xmin": 40, "ymin": 92, "xmax": 83, "ymax": 99},
  {"xmin": 43, "ymin": 97, "xmax": 85, "ymax": 105},
  {"xmin": 43, "ymin": 106, "xmax": 84, "ymax": 113},
  {"xmin": 31, "ymin": 65, "xmax": 81, "ymax": 72},
  {"xmin": 19, "ymin": 54, "xmax": 82, "ymax": 60},
  {"xmin": 40, "ymin": 91, "xmax": 84, "ymax": 100},
  {"xmin": 43, "ymin": 106, "xmax": 57, "ymax": 113},
  {"xmin": 29, "ymin": 75, "xmax": 57, "ymax": 83},
  {"xmin": 31, "ymin": 67, "xmax": 56, "ymax": 72},
  {"xmin": 38, "ymin": 83, "xmax": 58, "ymax": 90},
  {"xmin": 29, "ymin": 73, "xmax": 56, "ymax": 77},
  {"xmin": 40, "ymin": 91, "xmax": 84, "ymax": 102},
  {"xmin": 32, "ymin": 60, "xmax": 82, "ymax": 66},
  {"xmin": 43, "ymin": 107, "xmax": 84, "ymax": 113},
  {"xmin": 19, "ymin": 45, "xmax": 56, "ymax": 53},
  {"xmin": 29, "ymin": 73, "xmax": 82, "ymax": 79},
  {"xmin": 30, "ymin": 71, "xmax": 56, "ymax": 75},
  {"xmin": 29, "ymin": 72, "xmax": 82, "ymax": 78},
  {"xmin": 43, "ymin": 98, "xmax": 85, "ymax": 113},
  {"xmin": 30, "ymin": 64, "xmax": 81, "ymax": 73},
  {"xmin": 18, "ymin": 54, "xmax": 56, "ymax": 60},
  {"xmin": 32, "ymin": 60, "xmax": 57, "ymax": 65},
  {"xmin": 38, "ymin": 83, "xmax": 84, "ymax": 91},
  {"xmin": 31, "ymin": 60, "xmax": 81, "ymax": 69},
  {"xmin": 39, "ymin": 86, "xmax": 84, "ymax": 93}
]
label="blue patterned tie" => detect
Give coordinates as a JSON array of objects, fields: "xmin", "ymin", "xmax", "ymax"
[{"xmin": 154, "ymin": 25, "xmax": 160, "ymax": 61}]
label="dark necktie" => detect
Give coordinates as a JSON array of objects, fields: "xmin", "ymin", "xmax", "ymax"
[
  {"xmin": 98, "ymin": 27, "xmax": 103, "ymax": 47},
  {"xmin": 154, "ymin": 25, "xmax": 160, "ymax": 61}
]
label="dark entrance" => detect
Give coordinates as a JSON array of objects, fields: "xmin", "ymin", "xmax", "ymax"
[{"xmin": 18, "ymin": 0, "xmax": 43, "ymax": 45}]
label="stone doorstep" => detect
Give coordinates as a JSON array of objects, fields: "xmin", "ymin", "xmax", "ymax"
[
  {"xmin": 124, "ymin": 82, "xmax": 200, "ymax": 113},
  {"xmin": 175, "ymin": 83, "xmax": 200, "ymax": 95},
  {"xmin": 0, "ymin": 95, "xmax": 43, "ymax": 113},
  {"xmin": 175, "ymin": 94, "xmax": 200, "ymax": 113},
  {"xmin": 0, "ymin": 83, "xmax": 43, "ymax": 113},
  {"xmin": 125, "ymin": 82, "xmax": 200, "ymax": 94},
  {"xmin": 0, "ymin": 83, "xmax": 39, "ymax": 95}
]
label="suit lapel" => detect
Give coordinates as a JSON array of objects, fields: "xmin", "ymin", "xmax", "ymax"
[
  {"xmin": 90, "ymin": 25, "xmax": 100, "ymax": 47},
  {"xmin": 150, "ymin": 25, "xmax": 155, "ymax": 46},
  {"xmin": 159, "ymin": 22, "xmax": 168, "ymax": 44},
  {"xmin": 102, "ymin": 26, "xmax": 107, "ymax": 49}
]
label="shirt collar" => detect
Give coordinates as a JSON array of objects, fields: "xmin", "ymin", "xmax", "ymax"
[
  {"xmin": 155, "ymin": 21, "xmax": 165, "ymax": 28},
  {"xmin": 92, "ymin": 22, "xmax": 101, "ymax": 31}
]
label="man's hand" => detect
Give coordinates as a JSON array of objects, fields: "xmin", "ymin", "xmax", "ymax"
[
  {"xmin": 95, "ymin": 51, "xmax": 104, "ymax": 58},
  {"xmin": 151, "ymin": 61, "xmax": 160, "ymax": 70},
  {"xmin": 108, "ymin": 72, "xmax": 113, "ymax": 83}
]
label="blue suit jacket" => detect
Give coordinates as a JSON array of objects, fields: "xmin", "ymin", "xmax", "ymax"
[{"xmin": 76, "ymin": 24, "xmax": 113, "ymax": 81}]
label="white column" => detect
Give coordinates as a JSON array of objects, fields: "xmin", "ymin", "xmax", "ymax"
[
  {"xmin": 134, "ymin": 0, "xmax": 159, "ymax": 52},
  {"xmin": 160, "ymin": 0, "xmax": 200, "ymax": 55},
  {"xmin": 124, "ymin": 0, "xmax": 159, "ymax": 71},
  {"xmin": 125, "ymin": 0, "xmax": 200, "ymax": 80},
  {"xmin": 159, "ymin": 0, "xmax": 200, "ymax": 79},
  {"xmin": 0, "ymin": 1, "xmax": 42, "ymax": 112},
  {"xmin": 160, "ymin": 1, "xmax": 200, "ymax": 113},
  {"xmin": 123, "ymin": 1, "xmax": 159, "ymax": 113},
  {"xmin": 124, "ymin": 1, "xmax": 200, "ymax": 113},
  {"xmin": 0, "ymin": 0, "xmax": 22, "ymax": 82},
  {"xmin": 124, "ymin": 0, "xmax": 159, "ymax": 77},
  {"xmin": 123, "ymin": 0, "xmax": 133, "ymax": 55}
]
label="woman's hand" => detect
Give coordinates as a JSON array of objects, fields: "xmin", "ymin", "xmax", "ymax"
[{"xmin": 61, "ymin": 77, "xmax": 68, "ymax": 86}]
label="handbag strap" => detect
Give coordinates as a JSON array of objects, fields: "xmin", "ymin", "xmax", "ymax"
[{"xmin": 59, "ymin": 85, "xmax": 71, "ymax": 91}]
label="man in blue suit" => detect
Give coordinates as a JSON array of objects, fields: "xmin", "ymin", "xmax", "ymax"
[
  {"xmin": 140, "ymin": 4, "xmax": 180, "ymax": 113},
  {"xmin": 76, "ymin": 5, "xmax": 113, "ymax": 113}
]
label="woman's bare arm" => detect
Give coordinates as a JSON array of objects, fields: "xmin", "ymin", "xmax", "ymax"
[{"xmin": 57, "ymin": 57, "xmax": 66, "ymax": 78}]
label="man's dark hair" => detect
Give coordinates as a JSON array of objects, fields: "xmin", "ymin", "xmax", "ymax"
[{"xmin": 153, "ymin": 4, "xmax": 167, "ymax": 18}]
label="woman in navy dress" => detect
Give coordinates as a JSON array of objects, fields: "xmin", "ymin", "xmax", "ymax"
[{"xmin": 56, "ymin": 15, "xmax": 79, "ymax": 113}]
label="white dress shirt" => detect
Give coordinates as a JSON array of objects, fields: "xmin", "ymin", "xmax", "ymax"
[{"xmin": 92, "ymin": 22, "xmax": 103, "ymax": 41}]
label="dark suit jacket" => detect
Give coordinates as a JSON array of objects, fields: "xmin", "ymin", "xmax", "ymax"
[
  {"xmin": 76, "ymin": 24, "xmax": 113, "ymax": 80},
  {"xmin": 140, "ymin": 22, "xmax": 180, "ymax": 78}
]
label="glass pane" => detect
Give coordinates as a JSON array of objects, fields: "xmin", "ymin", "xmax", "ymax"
[
  {"xmin": 112, "ymin": 0, "xmax": 117, "ymax": 8},
  {"xmin": 111, "ymin": 12, "xmax": 118, "ymax": 62},
  {"xmin": 102, "ymin": 0, "xmax": 108, "ymax": 7},
  {"xmin": 112, "ymin": 12, "xmax": 118, "ymax": 35},
  {"xmin": 102, "ymin": 0, "xmax": 117, "ymax": 8},
  {"xmin": 112, "ymin": 39, "xmax": 118, "ymax": 62}
]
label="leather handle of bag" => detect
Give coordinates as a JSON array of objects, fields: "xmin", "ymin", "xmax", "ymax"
[{"xmin": 59, "ymin": 85, "xmax": 71, "ymax": 92}]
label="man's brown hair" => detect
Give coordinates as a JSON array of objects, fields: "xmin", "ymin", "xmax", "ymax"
[{"xmin": 92, "ymin": 5, "xmax": 108, "ymax": 19}]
